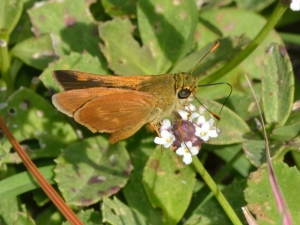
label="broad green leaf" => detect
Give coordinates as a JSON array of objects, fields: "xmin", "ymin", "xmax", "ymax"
[
  {"xmin": 99, "ymin": 18, "xmax": 156, "ymax": 75},
  {"xmin": 244, "ymin": 162, "xmax": 300, "ymax": 224},
  {"xmin": 0, "ymin": 198, "xmax": 19, "ymax": 225},
  {"xmin": 262, "ymin": 43, "xmax": 294, "ymax": 126},
  {"xmin": 242, "ymin": 140, "xmax": 286, "ymax": 167},
  {"xmin": 102, "ymin": 197, "xmax": 149, "ymax": 225},
  {"xmin": 28, "ymin": 0, "xmax": 105, "ymax": 64},
  {"xmin": 143, "ymin": 148, "xmax": 196, "ymax": 225},
  {"xmin": 10, "ymin": 0, "xmax": 36, "ymax": 44},
  {"xmin": 123, "ymin": 137, "xmax": 163, "ymax": 225},
  {"xmin": 271, "ymin": 109, "xmax": 300, "ymax": 141},
  {"xmin": 63, "ymin": 209, "xmax": 102, "ymax": 225},
  {"xmin": 11, "ymin": 34, "xmax": 56, "ymax": 70},
  {"xmin": 102, "ymin": 0, "xmax": 137, "ymax": 17},
  {"xmin": 0, "ymin": 88, "xmax": 77, "ymax": 159},
  {"xmin": 193, "ymin": 98, "xmax": 253, "ymax": 144},
  {"xmin": 40, "ymin": 52, "xmax": 107, "ymax": 93},
  {"xmin": 55, "ymin": 136, "xmax": 131, "ymax": 206},
  {"xmin": 184, "ymin": 179, "xmax": 247, "ymax": 225},
  {"xmin": 198, "ymin": 9, "xmax": 283, "ymax": 80},
  {"xmin": 137, "ymin": 0, "xmax": 198, "ymax": 73},
  {"xmin": 271, "ymin": 125, "xmax": 300, "ymax": 142},
  {"xmin": 224, "ymin": 91, "xmax": 259, "ymax": 121},
  {"xmin": 0, "ymin": 0, "xmax": 23, "ymax": 39},
  {"xmin": 0, "ymin": 165, "xmax": 54, "ymax": 204}
]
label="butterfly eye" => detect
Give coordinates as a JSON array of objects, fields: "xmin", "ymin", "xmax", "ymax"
[{"xmin": 178, "ymin": 88, "xmax": 191, "ymax": 99}]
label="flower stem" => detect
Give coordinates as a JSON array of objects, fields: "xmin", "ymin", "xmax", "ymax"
[
  {"xmin": 192, "ymin": 156, "xmax": 243, "ymax": 225},
  {"xmin": 199, "ymin": 1, "xmax": 288, "ymax": 85}
]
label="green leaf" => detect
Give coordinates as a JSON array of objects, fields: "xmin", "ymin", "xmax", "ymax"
[
  {"xmin": 10, "ymin": 0, "xmax": 36, "ymax": 44},
  {"xmin": 28, "ymin": 0, "xmax": 105, "ymax": 64},
  {"xmin": 262, "ymin": 43, "xmax": 294, "ymax": 126},
  {"xmin": 12, "ymin": 211, "xmax": 36, "ymax": 225},
  {"xmin": 123, "ymin": 138, "xmax": 163, "ymax": 225},
  {"xmin": 0, "ymin": 165, "xmax": 54, "ymax": 204},
  {"xmin": 244, "ymin": 162, "xmax": 300, "ymax": 224},
  {"xmin": 137, "ymin": 0, "xmax": 198, "ymax": 73},
  {"xmin": 242, "ymin": 140, "xmax": 286, "ymax": 167},
  {"xmin": 102, "ymin": 0, "xmax": 137, "ymax": 17},
  {"xmin": 271, "ymin": 111, "xmax": 300, "ymax": 141},
  {"xmin": 99, "ymin": 18, "xmax": 156, "ymax": 75},
  {"xmin": 211, "ymin": 144, "xmax": 251, "ymax": 177},
  {"xmin": 54, "ymin": 136, "xmax": 132, "ymax": 206},
  {"xmin": 0, "ymin": 88, "xmax": 77, "ymax": 159},
  {"xmin": 63, "ymin": 209, "xmax": 102, "ymax": 225},
  {"xmin": 0, "ymin": 198, "xmax": 19, "ymax": 225},
  {"xmin": 184, "ymin": 179, "xmax": 247, "ymax": 225},
  {"xmin": 39, "ymin": 52, "xmax": 107, "ymax": 92},
  {"xmin": 0, "ymin": 0, "xmax": 23, "ymax": 39},
  {"xmin": 143, "ymin": 148, "xmax": 196, "ymax": 225},
  {"xmin": 286, "ymin": 136, "xmax": 300, "ymax": 152},
  {"xmin": 194, "ymin": 98, "xmax": 253, "ymax": 144},
  {"xmin": 103, "ymin": 197, "xmax": 150, "ymax": 225},
  {"xmin": 11, "ymin": 34, "xmax": 56, "ymax": 70},
  {"xmin": 271, "ymin": 125, "xmax": 300, "ymax": 142},
  {"xmin": 234, "ymin": 0, "xmax": 275, "ymax": 11}
]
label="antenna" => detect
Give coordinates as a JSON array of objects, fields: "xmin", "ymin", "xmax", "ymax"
[{"xmin": 190, "ymin": 41, "xmax": 220, "ymax": 75}]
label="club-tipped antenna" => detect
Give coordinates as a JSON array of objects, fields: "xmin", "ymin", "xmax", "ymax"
[
  {"xmin": 190, "ymin": 41, "xmax": 220, "ymax": 75},
  {"xmin": 194, "ymin": 82, "xmax": 233, "ymax": 120},
  {"xmin": 192, "ymin": 92, "xmax": 221, "ymax": 121}
]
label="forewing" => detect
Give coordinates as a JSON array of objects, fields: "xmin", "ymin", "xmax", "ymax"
[
  {"xmin": 73, "ymin": 91, "xmax": 159, "ymax": 134},
  {"xmin": 52, "ymin": 88, "xmax": 133, "ymax": 117},
  {"xmin": 52, "ymin": 70, "xmax": 153, "ymax": 91}
]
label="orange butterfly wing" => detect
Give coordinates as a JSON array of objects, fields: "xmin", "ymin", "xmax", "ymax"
[{"xmin": 53, "ymin": 88, "xmax": 160, "ymax": 143}]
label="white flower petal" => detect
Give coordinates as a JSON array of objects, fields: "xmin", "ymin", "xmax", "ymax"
[
  {"xmin": 291, "ymin": 0, "xmax": 300, "ymax": 10},
  {"xmin": 201, "ymin": 122, "xmax": 211, "ymax": 131},
  {"xmin": 190, "ymin": 147, "xmax": 199, "ymax": 155},
  {"xmin": 208, "ymin": 118, "xmax": 215, "ymax": 126},
  {"xmin": 197, "ymin": 115, "xmax": 206, "ymax": 125},
  {"xmin": 190, "ymin": 112, "xmax": 200, "ymax": 121},
  {"xmin": 209, "ymin": 129, "xmax": 218, "ymax": 138},
  {"xmin": 200, "ymin": 135, "xmax": 209, "ymax": 141},
  {"xmin": 185, "ymin": 141, "xmax": 193, "ymax": 148},
  {"xmin": 178, "ymin": 109, "xmax": 189, "ymax": 120},
  {"xmin": 176, "ymin": 147, "xmax": 185, "ymax": 156},
  {"xmin": 154, "ymin": 137, "xmax": 165, "ymax": 145},
  {"xmin": 199, "ymin": 106, "xmax": 206, "ymax": 114},
  {"xmin": 160, "ymin": 130, "xmax": 171, "ymax": 137},
  {"xmin": 185, "ymin": 104, "xmax": 196, "ymax": 112},
  {"xmin": 160, "ymin": 119, "xmax": 171, "ymax": 131},
  {"xmin": 183, "ymin": 154, "xmax": 192, "ymax": 164}
]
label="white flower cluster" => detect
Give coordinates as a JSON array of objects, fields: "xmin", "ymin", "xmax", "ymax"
[{"xmin": 154, "ymin": 104, "xmax": 218, "ymax": 165}]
